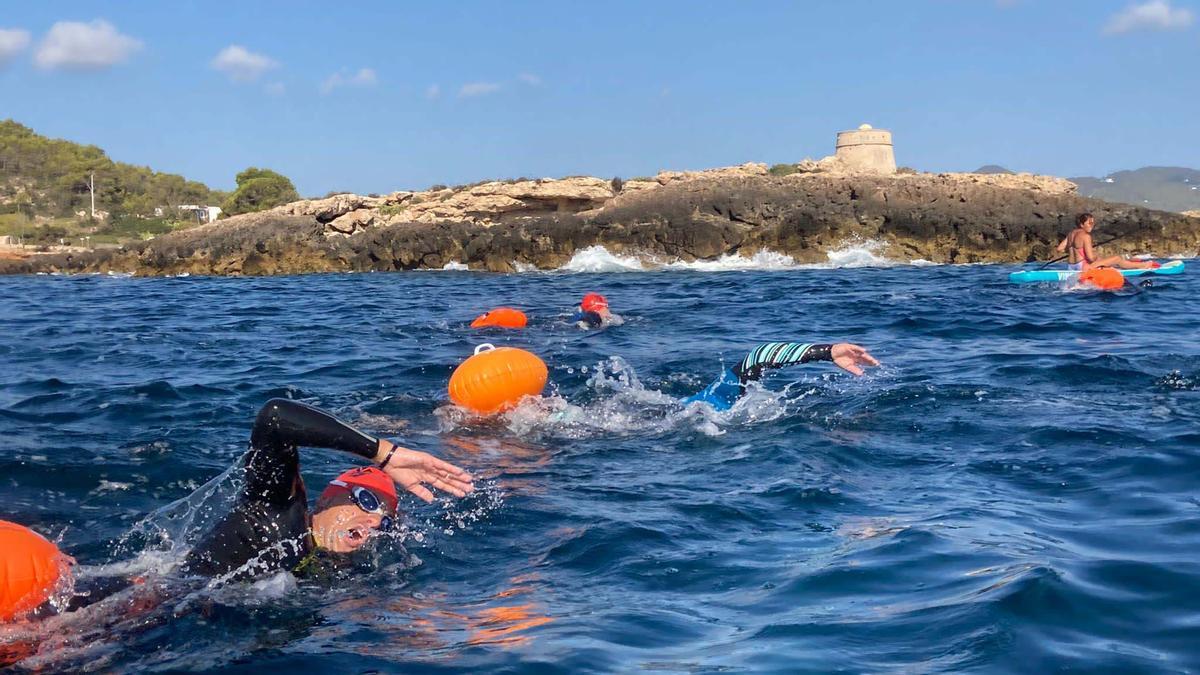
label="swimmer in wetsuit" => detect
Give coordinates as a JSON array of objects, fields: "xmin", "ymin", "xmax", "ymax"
[
  {"xmin": 572, "ymin": 293, "xmax": 612, "ymax": 328},
  {"xmin": 1056, "ymin": 212, "xmax": 1158, "ymax": 272},
  {"xmin": 45, "ymin": 398, "xmax": 473, "ymax": 611},
  {"xmin": 181, "ymin": 398, "xmax": 473, "ymax": 579},
  {"xmin": 682, "ymin": 342, "xmax": 879, "ymax": 411}
]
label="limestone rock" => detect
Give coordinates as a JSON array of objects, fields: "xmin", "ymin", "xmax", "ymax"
[
  {"xmin": 931, "ymin": 172, "xmax": 1077, "ymax": 194},
  {"xmin": 654, "ymin": 162, "xmax": 769, "ymax": 186},
  {"xmin": 373, "ymin": 177, "xmax": 617, "ymax": 226},
  {"xmin": 6, "ymin": 165, "xmax": 1196, "ymax": 276},
  {"xmin": 276, "ymin": 193, "xmax": 389, "ymax": 222},
  {"xmin": 327, "ymin": 208, "xmax": 376, "ymax": 236}
]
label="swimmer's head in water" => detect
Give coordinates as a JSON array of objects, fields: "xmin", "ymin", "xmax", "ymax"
[
  {"xmin": 581, "ymin": 293, "xmax": 608, "ymax": 314},
  {"xmin": 313, "ymin": 467, "xmax": 399, "ymax": 553}
]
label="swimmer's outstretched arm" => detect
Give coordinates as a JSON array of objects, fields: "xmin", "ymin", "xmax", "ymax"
[
  {"xmin": 733, "ymin": 342, "xmax": 879, "ymax": 382},
  {"xmin": 243, "ymin": 399, "xmax": 472, "ymax": 506}
]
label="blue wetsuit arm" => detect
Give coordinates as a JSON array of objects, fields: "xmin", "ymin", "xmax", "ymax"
[{"xmin": 682, "ymin": 343, "xmax": 834, "ymax": 411}]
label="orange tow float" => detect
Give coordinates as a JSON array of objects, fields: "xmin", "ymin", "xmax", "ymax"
[
  {"xmin": 448, "ymin": 344, "xmax": 548, "ymax": 414},
  {"xmin": 1079, "ymin": 267, "xmax": 1124, "ymax": 290},
  {"xmin": 471, "ymin": 307, "xmax": 528, "ymax": 329},
  {"xmin": 0, "ymin": 520, "xmax": 70, "ymax": 622}
]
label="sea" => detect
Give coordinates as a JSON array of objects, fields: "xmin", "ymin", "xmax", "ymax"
[{"xmin": 1, "ymin": 243, "xmax": 1198, "ymax": 673}]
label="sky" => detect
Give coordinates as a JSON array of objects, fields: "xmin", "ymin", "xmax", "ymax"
[{"xmin": 1, "ymin": 1, "xmax": 1197, "ymax": 196}]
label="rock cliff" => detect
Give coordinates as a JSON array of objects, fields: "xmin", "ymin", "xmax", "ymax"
[{"xmin": 4, "ymin": 165, "xmax": 1198, "ymax": 275}]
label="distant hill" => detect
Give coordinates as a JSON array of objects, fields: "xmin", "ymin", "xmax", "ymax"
[
  {"xmin": 972, "ymin": 164, "xmax": 1200, "ymax": 213},
  {"xmin": 0, "ymin": 120, "xmax": 224, "ymax": 221},
  {"xmin": 1070, "ymin": 166, "xmax": 1200, "ymax": 214}
]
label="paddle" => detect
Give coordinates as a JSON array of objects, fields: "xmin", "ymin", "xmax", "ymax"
[{"xmin": 1038, "ymin": 232, "xmax": 1127, "ymax": 269}]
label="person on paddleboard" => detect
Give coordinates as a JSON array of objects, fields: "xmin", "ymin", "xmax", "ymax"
[
  {"xmin": 682, "ymin": 342, "xmax": 880, "ymax": 411},
  {"xmin": 1056, "ymin": 213, "xmax": 1159, "ymax": 272}
]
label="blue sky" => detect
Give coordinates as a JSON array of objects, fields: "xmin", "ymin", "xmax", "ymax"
[{"xmin": 1, "ymin": 1, "xmax": 1197, "ymax": 196}]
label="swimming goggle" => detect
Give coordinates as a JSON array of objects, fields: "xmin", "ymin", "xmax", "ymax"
[{"xmin": 329, "ymin": 481, "xmax": 395, "ymax": 531}]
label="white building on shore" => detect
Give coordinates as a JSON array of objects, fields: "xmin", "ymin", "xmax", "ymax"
[{"xmin": 178, "ymin": 205, "xmax": 223, "ymax": 223}]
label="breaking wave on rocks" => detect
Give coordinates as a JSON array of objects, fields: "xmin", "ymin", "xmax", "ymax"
[
  {"xmin": 557, "ymin": 245, "xmax": 649, "ymax": 272},
  {"xmin": 554, "ymin": 240, "xmax": 904, "ymax": 273}
]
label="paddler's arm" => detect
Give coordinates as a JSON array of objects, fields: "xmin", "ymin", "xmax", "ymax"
[
  {"xmin": 243, "ymin": 399, "xmax": 472, "ymax": 506},
  {"xmin": 1056, "ymin": 235, "xmax": 1069, "ymax": 253},
  {"xmin": 732, "ymin": 342, "xmax": 879, "ymax": 383}
]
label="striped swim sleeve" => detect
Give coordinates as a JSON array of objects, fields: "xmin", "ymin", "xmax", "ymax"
[{"xmin": 733, "ymin": 342, "xmax": 833, "ymax": 383}]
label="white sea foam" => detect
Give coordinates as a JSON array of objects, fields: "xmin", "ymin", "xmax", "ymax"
[
  {"xmin": 553, "ymin": 241, "xmax": 909, "ymax": 273},
  {"xmin": 436, "ymin": 356, "xmax": 797, "ymax": 440},
  {"xmin": 441, "ymin": 260, "xmax": 469, "ymax": 271},
  {"xmin": 557, "ymin": 245, "xmax": 647, "ymax": 272},
  {"xmin": 798, "ymin": 238, "xmax": 896, "ymax": 269},
  {"xmin": 664, "ymin": 250, "xmax": 798, "ymax": 271}
]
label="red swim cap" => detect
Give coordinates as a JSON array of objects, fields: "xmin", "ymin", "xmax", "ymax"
[
  {"xmin": 320, "ymin": 466, "xmax": 398, "ymax": 514},
  {"xmin": 581, "ymin": 293, "xmax": 608, "ymax": 313}
]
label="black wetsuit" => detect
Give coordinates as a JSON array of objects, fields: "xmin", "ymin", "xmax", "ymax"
[
  {"xmin": 572, "ymin": 310, "xmax": 605, "ymax": 328},
  {"xmin": 180, "ymin": 398, "xmax": 380, "ymax": 579}
]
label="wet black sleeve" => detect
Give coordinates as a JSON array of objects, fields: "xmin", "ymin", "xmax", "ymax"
[
  {"xmin": 732, "ymin": 343, "xmax": 834, "ymax": 383},
  {"xmin": 242, "ymin": 398, "xmax": 380, "ymax": 507}
]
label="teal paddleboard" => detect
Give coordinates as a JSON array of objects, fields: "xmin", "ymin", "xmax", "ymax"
[{"xmin": 1009, "ymin": 260, "xmax": 1185, "ymax": 284}]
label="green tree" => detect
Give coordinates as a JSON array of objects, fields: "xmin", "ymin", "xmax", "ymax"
[
  {"xmin": 221, "ymin": 167, "xmax": 300, "ymax": 216},
  {"xmin": 0, "ymin": 119, "xmax": 224, "ymax": 220}
]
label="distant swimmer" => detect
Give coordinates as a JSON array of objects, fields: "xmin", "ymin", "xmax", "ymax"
[
  {"xmin": 682, "ymin": 342, "xmax": 879, "ymax": 411},
  {"xmin": 1056, "ymin": 213, "xmax": 1159, "ymax": 271},
  {"xmin": 27, "ymin": 398, "xmax": 473, "ymax": 615},
  {"xmin": 573, "ymin": 292, "xmax": 613, "ymax": 328}
]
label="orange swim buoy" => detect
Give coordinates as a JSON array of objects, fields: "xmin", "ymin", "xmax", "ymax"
[
  {"xmin": 1079, "ymin": 267, "xmax": 1124, "ymax": 290},
  {"xmin": 0, "ymin": 520, "xmax": 69, "ymax": 622},
  {"xmin": 448, "ymin": 344, "xmax": 548, "ymax": 414},
  {"xmin": 471, "ymin": 307, "xmax": 528, "ymax": 329}
]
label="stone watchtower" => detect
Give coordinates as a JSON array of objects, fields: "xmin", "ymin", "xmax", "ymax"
[{"xmin": 835, "ymin": 123, "xmax": 896, "ymax": 174}]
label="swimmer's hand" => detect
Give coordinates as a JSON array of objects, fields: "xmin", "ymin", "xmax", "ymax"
[
  {"xmin": 831, "ymin": 343, "xmax": 880, "ymax": 376},
  {"xmin": 376, "ymin": 441, "xmax": 475, "ymax": 503}
]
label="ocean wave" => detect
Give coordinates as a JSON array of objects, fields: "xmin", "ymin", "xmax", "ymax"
[
  {"xmin": 557, "ymin": 246, "xmax": 648, "ymax": 273},
  {"xmin": 796, "ymin": 238, "xmax": 896, "ymax": 269},
  {"xmin": 663, "ymin": 250, "xmax": 798, "ymax": 271},
  {"xmin": 553, "ymin": 241, "xmax": 911, "ymax": 273}
]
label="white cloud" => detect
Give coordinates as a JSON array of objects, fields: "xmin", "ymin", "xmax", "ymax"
[
  {"xmin": 518, "ymin": 72, "xmax": 542, "ymax": 86},
  {"xmin": 458, "ymin": 81, "xmax": 501, "ymax": 98},
  {"xmin": 34, "ymin": 20, "xmax": 141, "ymax": 70},
  {"xmin": 0, "ymin": 28, "xmax": 31, "ymax": 66},
  {"xmin": 319, "ymin": 67, "xmax": 377, "ymax": 94},
  {"xmin": 1104, "ymin": 1, "xmax": 1195, "ymax": 34},
  {"xmin": 211, "ymin": 45, "xmax": 278, "ymax": 83},
  {"xmin": 264, "ymin": 81, "xmax": 286, "ymax": 96},
  {"xmin": 425, "ymin": 84, "xmax": 441, "ymax": 100}
]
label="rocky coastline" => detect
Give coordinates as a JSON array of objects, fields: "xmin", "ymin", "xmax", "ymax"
[{"xmin": 3, "ymin": 163, "xmax": 1198, "ymax": 275}]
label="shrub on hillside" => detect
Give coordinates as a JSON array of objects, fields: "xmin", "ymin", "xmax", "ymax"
[{"xmin": 222, "ymin": 168, "xmax": 300, "ymax": 216}]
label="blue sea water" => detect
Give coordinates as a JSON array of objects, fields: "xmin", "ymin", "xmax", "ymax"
[{"xmin": 1, "ymin": 262, "xmax": 1198, "ymax": 673}]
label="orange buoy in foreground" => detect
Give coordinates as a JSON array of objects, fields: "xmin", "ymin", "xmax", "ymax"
[
  {"xmin": 0, "ymin": 520, "xmax": 69, "ymax": 622},
  {"xmin": 471, "ymin": 307, "xmax": 528, "ymax": 329},
  {"xmin": 1079, "ymin": 267, "xmax": 1124, "ymax": 290},
  {"xmin": 448, "ymin": 344, "xmax": 548, "ymax": 414}
]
